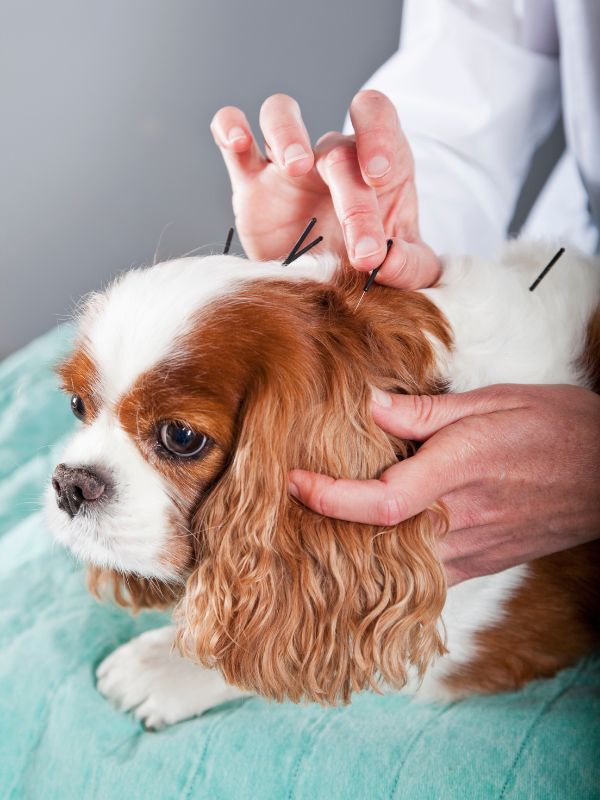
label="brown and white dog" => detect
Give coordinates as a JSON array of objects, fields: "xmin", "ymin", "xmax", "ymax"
[{"xmin": 46, "ymin": 240, "xmax": 600, "ymax": 728}]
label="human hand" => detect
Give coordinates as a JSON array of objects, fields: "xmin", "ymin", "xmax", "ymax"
[
  {"xmin": 288, "ymin": 384, "xmax": 600, "ymax": 586},
  {"xmin": 211, "ymin": 91, "xmax": 441, "ymax": 289}
]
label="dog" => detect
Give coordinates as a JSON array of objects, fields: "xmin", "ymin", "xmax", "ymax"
[{"xmin": 46, "ymin": 240, "xmax": 600, "ymax": 728}]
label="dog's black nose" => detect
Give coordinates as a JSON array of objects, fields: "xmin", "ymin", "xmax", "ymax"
[{"xmin": 52, "ymin": 463, "xmax": 107, "ymax": 518}]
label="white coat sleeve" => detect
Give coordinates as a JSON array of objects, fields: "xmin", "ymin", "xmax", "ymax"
[{"xmin": 355, "ymin": 0, "xmax": 561, "ymax": 257}]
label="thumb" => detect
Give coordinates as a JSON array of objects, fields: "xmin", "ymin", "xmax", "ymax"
[
  {"xmin": 374, "ymin": 238, "xmax": 441, "ymax": 290},
  {"xmin": 370, "ymin": 385, "xmax": 523, "ymax": 441},
  {"xmin": 288, "ymin": 436, "xmax": 460, "ymax": 526}
]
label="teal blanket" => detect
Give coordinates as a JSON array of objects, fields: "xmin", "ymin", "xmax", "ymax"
[{"xmin": 1, "ymin": 326, "xmax": 599, "ymax": 800}]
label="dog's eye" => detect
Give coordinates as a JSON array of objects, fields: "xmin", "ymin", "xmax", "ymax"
[
  {"xmin": 159, "ymin": 422, "xmax": 208, "ymax": 458},
  {"xmin": 71, "ymin": 394, "xmax": 86, "ymax": 421}
]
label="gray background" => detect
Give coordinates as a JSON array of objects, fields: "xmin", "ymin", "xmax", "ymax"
[{"xmin": 0, "ymin": 0, "xmax": 563, "ymax": 358}]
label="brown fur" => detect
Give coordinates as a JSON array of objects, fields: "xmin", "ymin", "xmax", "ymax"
[
  {"xmin": 580, "ymin": 304, "xmax": 600, "ymax": 393},
  {"xmin": 172, "ymin": 274, "xmax": 453, "ymax": 703},
  {"xmin": 443, "ymin": 542, "xmax": 600, "ymax": 695},
  {"xmin": 60, "ymin": 264, "xmax": 600, "ymax": 704},
  {"xmin": 83, "ymin": 270, "xmax": 452, "ymax": 703},
  {"xmin": 87, "ymin": 565, "xmax": 181, "ymax": 612},
  {"xmin": 57, "ymin": 345, "xmax": 100, "ymax": 419},
  {"xmin": 443, "ymin": 311, "xmax": 600, "ymax": 695}
]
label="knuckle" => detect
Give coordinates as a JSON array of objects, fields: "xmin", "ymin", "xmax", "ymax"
[
  {"xmin": 317, "ymin": 130, "xmax": 341, "ymax": 142},
  {"xmin": 266, "ymin": 121, "xmax": 303, "ymax": 145},
  {"xmin": 411, "ymin": 393, "xmax": 436, "ymax": 424},
  {"xmin": 313, "ymin": 486, "xmax": 337, "ymax": 518},
  {"xmin": 325, "ymin": 144, "xmax": 357, "ymax": 169},
  {"xmin": 455, "ymin": 505, "xmax": 483, "ymax": 531},
  {"xmin": 375, "ymin": 493, "xmax": 408, "ymax": 527},
  {"xmin": 471, "ymin": 554, "xmax": 503, "ymax": 579},
  {"xmin": 316, "ymin": 132, "xmax": 351, "ymax": 154},
  {"xmin": 385, "ymin": 249, "xmax": 410, "ymax": 283},
  {"xmin": 482, "ymin": 384, "xmax": 511, "ymax": 403},
  {"xmin": 447, "ymin": 562, "xmax": 474, "ymax": 586},
  {"xmin": 358, "ymin": 123, "xmax": 395, "ymax": 139},
  {"xmin": 340, "ymin": 204, "xmax": 378, "ymax": 228}
]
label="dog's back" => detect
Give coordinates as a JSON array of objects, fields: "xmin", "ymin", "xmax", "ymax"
[{"xmin": 415, "ymin": 241, "xmax": 600, "ymax": 699}]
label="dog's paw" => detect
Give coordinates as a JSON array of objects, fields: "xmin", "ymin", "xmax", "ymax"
[{"xmin": 96, "ymin": 625, "xmax": 247, "ymax": 729}]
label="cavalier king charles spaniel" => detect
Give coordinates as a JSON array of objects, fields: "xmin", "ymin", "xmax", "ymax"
[{"xmin": 46, "ymin": 240, "xmax": 600, "ymax": 728}]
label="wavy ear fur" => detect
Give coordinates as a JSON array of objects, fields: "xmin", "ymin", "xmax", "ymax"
[
  {"xmin": 176, "ymin": 281, "xmax": 450, "ymax": 704},
  {"xmin": 87, "ymin": 566, "xmax": 181, "ymax": 612}
]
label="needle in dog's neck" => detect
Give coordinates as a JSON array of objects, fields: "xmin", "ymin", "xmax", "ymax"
[
  {"xmin": 354, "ymin": 240, "xmax": 393, "ymax": 311},
  {"xmin": 528, "ymin": 247, "xmax": 565, "ymax": 292}
]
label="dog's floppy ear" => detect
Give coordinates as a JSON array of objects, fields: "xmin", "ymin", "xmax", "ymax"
[
  {"xmin": 87, "ymin": 566, "xmax": 181, "ymax": 612},
  {"xmin": 175, "ymin": 357, "xmax": 447, "ymax": 704}
]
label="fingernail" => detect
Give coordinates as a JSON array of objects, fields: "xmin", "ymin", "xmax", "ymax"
[
  {"xmin": 228, "ymin": 126, "xmax": 247, "ymax": 144},
  {"xmin": 366, "ymin": 155, "xmax": 390, "ymax": 178},
  {"xmin": 283, "ymin": 143, "xmax": 310, "ymax": 166},
  {"xmin": 288, "ymin": 482, "xmax": 299, "ymax": 498},
  {"xmin": 371, "ymin": 387, "xmax": 392, "ymax": 407},
  {"xmin": 353, "ymin": 236, "xmax": 381, "ymax": 260}
]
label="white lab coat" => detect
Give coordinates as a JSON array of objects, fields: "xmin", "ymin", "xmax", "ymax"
[{"xmin": 356, "ymin": 0, "xmax": 600, "ymax": 256}]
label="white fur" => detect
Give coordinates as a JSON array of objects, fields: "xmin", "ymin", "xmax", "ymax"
[
  {"xmin": 46, "ymin": 409, "xmax": 177, "ymax": 579},
  {"xmin": 96, "ymin": 625, "xmax": 247, "ymax": 729},
  {"xmin": 417, "ymin": 566, "xmax": 528, "ymax": 701},
  {"xmin": 48, "ymin": 252, "xmax": 338, "ymax": 578},
  {"xmin": 47, "ymin": 241, "xmax": 600, "ymax": 722},
  {"xmin": 82, "ymin": 253, "xmax": 339, "ymax": 405},
  {"xmin": 416, "ymin": 241, "xmax": 600, "ymax": 699},
  {"xmin": 423, "ymin": 241, "xmax": 600, "ymax": 391}
]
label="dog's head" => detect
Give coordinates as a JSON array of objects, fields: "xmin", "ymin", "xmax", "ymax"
[{"xmin": 47, "ymin": 253, "xmax": 451, "ymax": 703}]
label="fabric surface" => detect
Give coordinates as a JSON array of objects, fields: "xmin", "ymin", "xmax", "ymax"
[{"xmin": 1, "ymin": 326, "xmax": 599, "ymax": 800}]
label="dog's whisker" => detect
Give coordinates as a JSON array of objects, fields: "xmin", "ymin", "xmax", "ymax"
[{"xmin": 152, "ymin": 222, "xmax": 174, "ymax": 266}]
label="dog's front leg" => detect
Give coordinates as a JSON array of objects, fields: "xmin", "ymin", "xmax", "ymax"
[{"xmin": 96, "ymin": 624, "xmax": 249, "ymax": 729}]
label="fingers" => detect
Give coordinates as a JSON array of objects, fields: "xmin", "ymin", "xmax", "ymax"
[
  {"xmin": 349, "ymin": 90, "xmax": 413, "ymax": 189},
  {"xmin": 212, "ymin": 92, "xmax": 441, "ymax": 286},
  {"xmin": 315, "ymin": 132, "xmax": 387, "ymax": 269},
  {"xmin": 373, "ymin": 239, "xmax": 442, "ymax": 290},
  {"xmin": 288, "ymin": 460, "xmax": 480, "ymax": 587},
  {"xmin": 289, "ymin": 442, "xmax": 459, "ymax": 526},
  {"xmin": 211, "ymin": 106, "xmax": 265, "ymax": 182},
  {"xmin": 347, "ymin": 90, "xmax": 442, "ymax": 287},
  {"xmin": 437, "ymin": 526, "xmax": 526, "ymax": 586},
  {"xmin": 370, "ymin": 385, "xmax": 527, "ymax": 441},
  {"xmin": 259, "ymin": 94, "xmax": 314, "ymax": 177}
]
